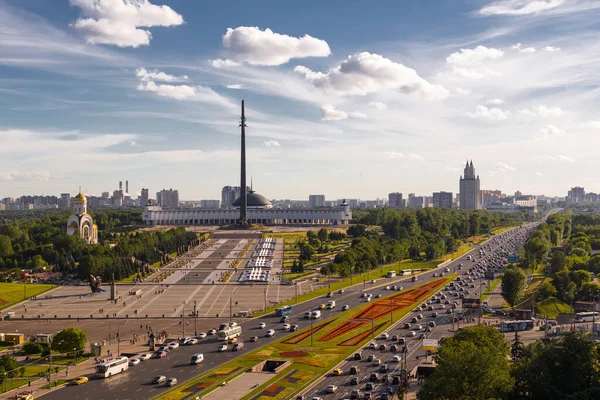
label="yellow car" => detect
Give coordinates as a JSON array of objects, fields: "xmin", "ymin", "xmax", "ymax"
[
  {"xmin": 228, "ymin": 337, "xmax": 238, "ymax": 344},
  {"xmin": 318, "ymin": 304, "xmax": 326, "ymax": 310},
  {"xmin": 332, "ymin": 368, "xmax": 343, "ymax": 376},
  {"xmin": 72, "ymin": 376, "xmax": 89, "ymax": 385}
]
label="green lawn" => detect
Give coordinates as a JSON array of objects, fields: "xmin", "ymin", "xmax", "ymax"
[
  {"xmin": 116, "ymin": 273, "xmax": 140, "ymax": 283},
  {"xmin": 480, "ymin": 278, "xmax": 501, "ymax": 302},
  {"xmin": 491, "ymin": 226, "xmax": 514, "ymax": 235},
  {"xmin": 155, "ymin": 276, "xmax": 455, "ymax": 400},
  {"xmin": 0, "ymin": 283, "xmax": 55, "ymax": 310},
  {"xmin": 537, "ymin": 297, "xmax": 573, "ymax": 319}
]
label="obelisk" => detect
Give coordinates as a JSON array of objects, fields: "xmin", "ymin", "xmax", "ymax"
[{"xmin": 239, "ymin": 100, "xmax": 248, "ymax": 226}]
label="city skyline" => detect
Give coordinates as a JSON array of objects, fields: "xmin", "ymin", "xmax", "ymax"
[{"xmin": 2, "ymin": 1, "xmax": 600, "ymax": 199}]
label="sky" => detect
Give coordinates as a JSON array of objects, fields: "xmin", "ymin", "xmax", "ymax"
[{"xmin": 1, "ymin": 0, "xmax": 600, "ymax": 201}]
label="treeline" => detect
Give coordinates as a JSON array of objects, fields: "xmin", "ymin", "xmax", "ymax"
[
  {"xmin": 321, "ymin": 208, "xmax": 532, "ymax": 277},
  {"xmin": 0, "ymin": 209, "xmax": 194, "ymax": 281},
  {"xmin": 418, "ymin": 326, "xmax": 600, "ymax": 400}
]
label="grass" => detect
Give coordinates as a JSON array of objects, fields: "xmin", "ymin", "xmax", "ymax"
[
  {"xmin": 0, "ymin": 283, "xmax": 55, "ymax": 310},
  {"xmin": 480, "ymin": 278, "xmax": 501, "ymax": 302},
  {"xmin": 537, "ymin": 297, "xmax": 573, "ymax": 319},
  {"xmin": 154, "ymin": 276, "xmax": 455, "ymax": 400},
  {"xmin": 40, "ymin": 379, "xmax": 69, "ymax": 389},
  {"xmin": 491, "ymin": 226, "xmax": 514, "ymax": 235},
  {"xmin": 116, "ymin": 273, "xmax": 140, "ymax": 283},
  {"xmin": 281, "ymin": 271, "xmax": 316, "ymax": 281}
]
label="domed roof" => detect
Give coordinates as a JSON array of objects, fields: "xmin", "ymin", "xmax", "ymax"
[
  {"xmin": 233, "ymin": 191, "xmax": 272, "ymax": 208},
  {"xmin": 74, "ymin": 192, "xmax": 87, "ymax": 202}
]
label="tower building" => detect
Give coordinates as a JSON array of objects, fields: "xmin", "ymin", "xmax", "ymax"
[
  {"xmin": 66, "ymin": 188, "xmax": 98, "ymax": 244},
  {"xmin": 459, "ymin": 160, "xmax": 481, "ymax": 210}
]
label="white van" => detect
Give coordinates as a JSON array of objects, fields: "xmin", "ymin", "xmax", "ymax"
[
  {"xmin": 326, "ymin": 301, "xmax": 336, "ymax": 309},
  {"xmin": 190, "ymin": 354, "xmax": 204, "ymax": 365},
  {"xmin": 311, "ymin": 310, "xmax": 321, "ymax": 319}
]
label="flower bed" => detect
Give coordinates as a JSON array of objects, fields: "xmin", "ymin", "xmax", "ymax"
[
  {"xmin": 338, "ymin": 323, "xmax": 386, "ymax": 346},
  {"xmin": 279, "ymin": 351, "xmax": 308, "ymax": 358},
  {"xmin": 281, "ymin": 319, "xmax": 336, "ymax": 344}
]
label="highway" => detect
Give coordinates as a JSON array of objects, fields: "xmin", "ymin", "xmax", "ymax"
[{"xmin": 40, "ymin": 226, "xmax": 534, "ymax": 400}]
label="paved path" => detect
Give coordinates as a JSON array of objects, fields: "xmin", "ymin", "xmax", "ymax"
[{"xmin": 203, "ymin": 372, "xmax": 273, "ymax": 400}]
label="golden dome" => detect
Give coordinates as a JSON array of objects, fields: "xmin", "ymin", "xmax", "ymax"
[{"xmin": 74, "ymin": 192, "xmax": 87, "ymax": 202}]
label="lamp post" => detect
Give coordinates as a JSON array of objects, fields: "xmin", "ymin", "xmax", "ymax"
[{"xmin": 194, "ymin": 300, "xmax": 198, "ymax": 336}]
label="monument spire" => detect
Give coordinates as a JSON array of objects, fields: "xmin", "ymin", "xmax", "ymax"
[{"xmin": 239, "ymin": 100, "xmax": 248, "ymax": 226}]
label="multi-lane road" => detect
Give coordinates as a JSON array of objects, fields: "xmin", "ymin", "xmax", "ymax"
[{"xmin": 40, "ymin": 226, "xmax": 534, "ymax": 400}]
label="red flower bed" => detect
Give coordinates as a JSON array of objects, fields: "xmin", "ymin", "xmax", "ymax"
[
  {"xmin": 338, "ymin": 323, "xmax": 386, "ymax": 346},
  {"xmin": 195, "ymin": 381, "xmax": 214, "ymax": 389},
  {"xmin": 282, "ymin": 319, "xmax": 336, "ymax": 344}
]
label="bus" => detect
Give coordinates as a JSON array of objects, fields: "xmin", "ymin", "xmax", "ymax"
[
  {"xmin": 574, "ymin": 312, "xmax": 599, "ymax": 323},
  {"xmin": 275, "ymin": 305, "xmax": 293, "ymax": 317},
  {"xmin": 96, "ymin": 356, "xmax": 129, "ymax": 378},
  {"xmin": 398, "ymin": 270, "xmax": 413, "ymax": 276},
  {"xmin": 499, "ymin": 320, "xmax": 534, "ymax": 332},
  {"xmin": 217, "ymin": 325, "xmax": 242, "ymax": 341}
]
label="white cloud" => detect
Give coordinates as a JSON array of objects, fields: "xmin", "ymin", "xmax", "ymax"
[
  {"xmin": 408, "ymin": 153, "xmax": 424, "ymax": 160},
  {"xmin": 495, "ymin": 162, "xmax": 516, "ymax": 172},
  {"xmin": 263, "ymin": 140, "xmax": 281, "ymax": 148},
  {"xmin": 512, "ymin": 43, "xmax": 536, "ymax": 53},
  {"xmin": 385, "ymin": 151, "xmax": 403, "ymax": 159},
  {"xmin": 543, "ymin": 46, "xmax": 561, "ymax": 52},
  {"xmin": 320, "ymin": 104, "xmax": 348, "ymax": 121},
  {"xmin": 296, "ymin": 52, "xmax": 448, "ymax": 99},
  {"xmin": 225, "ymin": 84, "xmax": 244, "ymax": 89},
  {"xmin": 583, "ymin": 121, "xmax": 600, "ymax": 129},
  {"xmin": 136, "ymin": 67, "xmax": 187, "ymax": 82},
  {"xmin": 70, "ymin": 0, "xmax": 184, "ymax": 48},
  {"xmin": 544, "ymin": 154, "xmax": 575, "ymax": 163},
  {"xmin": 536, "ymin": 172, "xmax": 544, "ymax": 176},
  {"xmin": 129, "ymin": 140, "xmax": 138, "ymax": 146},
  {"xmin": 464, "ymin": 105, "xmax": 511, "ymax": 121},
  {"xmin": 136, "ymin": 81, "xmax": 196, "ymax": 99},
  {"xmin": 446, "ymin": 46, "xmax": 504, "ymax": 65},
  {"xmin": 486, "ymin": 98, "xmax": 505, "ymax": 105},
  {"xmin": 368, "ymin": 102, "xmax": 387, "ymax": 110},
  {"xmin": 445, "ymin": 165, "xmax": 461, "ymax": 173},
  {"xmin": 478, "ymin": 0, "xmax": 565, "ymax": 16},
  {"xmin": 0, "ymin": 171, "xmax": 51, "ymax": 182},
  {"xmin": 539, "ymin": 124, "xmax": 566, "ymax": 138},
  {"xmin": 452, "ymin": 66, "xmax": 501, "ymax": 79},
  {"xmin": 221, "ymin": 26, "xmax": 330, "ymax": 66},
  {"xmin": 349, "ymin": 111, "xmax": 368, "ymax": 119},
  {"xmin": 520, "ymin": 104, "xmax": 563, "ymax": 117},
  {"xmin": 210, "ymin": 59, "xmax": 240, "ymax": 68},
  {"xmin": 455, "ymin": 87, "xmax": 470, "ymax": 95}
]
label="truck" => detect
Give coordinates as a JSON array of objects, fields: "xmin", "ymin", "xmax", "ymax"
[
  {"xmin": 311, "ymin": 310, "xmax": 321, "ymax": 319},
  {"xmin": 387, "ymin": 271, "xmax": 396, "ymax": 278},
  {"xmin": 326, "ymin": 300, "xmax": 336, "ymax": 309},
  {"xmin": 411, "ymin": 276, "xmax": 418, "ymax": 282}
]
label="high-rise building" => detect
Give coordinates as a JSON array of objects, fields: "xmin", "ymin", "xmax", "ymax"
[
  {"xmin": 126, "ymin": 180, "xmax": 129, "ymax": 195},
  {"xmin": 156, "ymin": 189, "xmax": 179, "ymax": 208},
  {"xmin": 567, "ymin": 187, "xmax": 585, "ymax": 204},
  {"xmin": 481, "ymin": 190, "xmax": 502, "ymax": 206},
  {"xmin": 407, "ymin": 193, "xmax": 424, "ymax": 209},
  {"xmin": 140, "ymin": 188, "xmax": 149, "ymax": 207},
  {"xmin": 101, "ymin": 192, "xmax": 110, "ymax": 199},
  {"xmin": 432, "ymin": 191, "xmax": 453, "ymax": 209},
  {"xmin": 119, "ymin": 181, "xmax": 122, "ymax": 191},
  {"xmin": 60, "ymin": 193, "xmax": 71, "ymax": 209},
  {"xmin": 459, "ymin": 160, "xmax": 481, "ymax": 210},
  {"xmin": 388, "ymin": 192, "xmax": 404, "ymax": 208},
  {"xmin": 200, "ymin": 200, "xmax": 220, "ymax": 208},
  {"xmin": 309, "ymin": 195, "xmax": 326, "ymax": 208}
]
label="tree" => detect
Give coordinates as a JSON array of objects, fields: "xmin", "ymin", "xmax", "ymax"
[
  {"xmin": 51, "ymin": 328, "xmax": 87, "ymax": 354},
  {"xmin": 419, "ymin": 326, "xmax": 513, "ymax": 400},
  {"xmin": 347, "ymin": 224, "xmax": 367, "ymax": 238},
  {"xmin": 22, "ymin": 342, "xmax": 43, "ymax": 355},
  {"xmin": 501, "ymin": 266, "xmax": 527, "ymax": 307},
  {"xmin": 0, "ymin": 234, "xmax": 14, "ymax": 258},
  {"xmin": 512, "ymin": 332, "xmax": 600, "ymax": 400},
  {"xmin": 511, "ymin": 331, "xmax": 525, "ymax": 361},
  {"xmin": 537, "ymin": 281, "xmax": 557, "ymax": 300},
  {"xmin": 0, "ymin": 354, "xmax": 21, "ymax": 382}
]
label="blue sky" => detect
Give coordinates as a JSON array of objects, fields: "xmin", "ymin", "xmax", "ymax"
[{"xmin": 1, "ymin": 0, "xmax": 600, "ymax": 200}]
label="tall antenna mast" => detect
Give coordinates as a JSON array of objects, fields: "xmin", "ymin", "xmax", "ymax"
[{"xmin": 239, "ymin": 100, "xmax": 248, "ymax": 226}]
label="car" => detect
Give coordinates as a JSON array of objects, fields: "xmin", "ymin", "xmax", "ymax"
[
  {"xmin": 380, "ymin": 332, "xmax": 389, "ymax": 340},
  {"xmin": 232, "ymin": 343, "xmax": 245, "ymax": 351},
  {"xmin": 165, "ymin": 378, "xmax": 177, "ymax": 387},
  {"xmin": 280, "ymin": 316, "xmax": 289, "ymax": 323},
  {"xmin": 350, "ymin": 366, "xmax": 360, "ymax": 374},
  {"xmin": 157, "ymin": 346, "xmax": 169, "ymax": 353},
  {"xmin": 152, "ymin": 375, "xmax": 167, "ymax": 384},
  {"xmin": 404, "ymin": 322, "xmax": 412, "ymax": 329},
  {"xmin": 326, "ymin": 292, "xmax": 332, "ymax": 298},
  {"xmin": 190, "ymin": 353, "xmax": 204, "ymax": 364},
  {"xmin": 350, "ymin": 377, "xmax": 359, "ymax": 385},
  {"xmin": 186, "ymin": 338, "xmax": 198, "ymax": 345},
  {"xmin": 495, "ymin": 310, "xmax": 507, "ymax": 316},
  {"xmin": 392, "ymin": 355, "xmax": 401, "ymax": 362},
  {"xmin": 427, "ymin": 306, "xmax": 434, "ymax": 311},
  {"xmin": 250, "ymin": 336, "xmax": 259, "ymax": 342},
  {"xmin": 390, "ymin": 344, "xmax": 398, "ymax": 352},
  {"xmin": 368, "ymin": 342, "xmax": 377, "ymax": 349},
  {"xmin": 371, "ymin": 279, "xmax": 376, "ymax": 284},
  {"xmin": 228, "ymin": 337, "xmax": 238, "ymax": 344},
  {"xmin": 431, "ymin": 312, "xmax": 438, "ymax": 318},
  {"xmin": 282, "ymin": 323, "xmax": 291, "ymax": 330},
  {"xmin": 332, "ymin": 368, "xmax": 343, "ymax": 376},
  {"xmin": 138, "ymin": 353, "xmax": 152, "ymax": 361},
  {"xmin": 369, "ymin": 372, "xmax": 380, "ymax": 382},
  {"xmin": 428, "ymin": 321, "xmax": 436, "ymax": 327},
  {"xmin": 392, "ymin": 375, "xmax": 401, "ymax": 385},
  {"xmin": 342, "ymin": 305, "xmax": 350, "ymax": 311},
  {"xmin": 397, "ymin": 337, "xmax": 406, "ymax": 345},
  {"xmin": 367, "ymin": 354, "xmax": 376, "ymax": 362},
  {"xmin": 71, "ymin": 376, "xmax": 88, "ymax": 385},
  {"xmin": 391, "ymin": 335, "xmax": 399, "ymax": 341},
  {"xmin": 326, "ymin": 384, "xmax": 338, "ymax": 393},
  {"xmin": 413, "ymin": 324, "xmax": 423, "ymax": 330},
  {"xmin": 217, "ymin": 345, "xmax": 228, "ymax": 352},
  {"xmin": 265, "ymin": 329, "xmax": 275, "ymax": 337},
  {"xmin": 128, "ymin": 358, "xmax": 140, "ymax": 366},
  {"xmin": 417, "ymin": 314, "xmax": 423, "ymax": 320},
  {"xmin": 196, "ymin": 332, "xmax": 207, "ymax": 339},
  {"xmin": 406, "ymin": 331, "xmax": 416, "ymax": 337},
  {"xmin": 379, "ymin": 344, "xmax": 387, "ymax": 351},
  {"xmin": 318, "ymin": 304, "xmax": 326, "ymax": 310},
  {"xmin": 180, "ymin": 336, "xmax": 192, "ymax": 344},
  {"xmin": 380, "ymin": 364, "xmax": 388, "ymax": 373},
  {"xmin": 304, "ymin": 312, "xmax": 311, "ymax": 319},
  {"xmin": 290, "ymin": 325, "xmax": 299, "ymax": 332},
  {"xmin": 418, "ymin": 333, "xmax": 426, "ymax": 339},
  {"xmin": 354, "ymin": 351, "xmax": 363, "ymax": 360},
  {"xmin": 365, "ymin": 382, "xmax": 374, "ymax": 391},
  {"xmin": 338, "ymin": 289, "xmax": 345, "ymax": 294},
  {"xmin": 385, "ymin": 285, "xmax": 391, "ymax": 290},
  {"xmin": 207, "ymin": 329, "xmax": 217, "ymax": 335},
  {"xmin": 258, "ymin": 322, "xmax": 266, "ymax": 329},
  {"xmin": 396, "ymin": 286, "xmax": 403, "ymax": 291},
  {"xmin": 365, "ymin": 297, "xmax": 371, "ymax": 302},
  {"xmin": 410, "ymin": 317, "xmax": 418, "ymax": 323},
  {"xmin": 154, "ymin": 350, "xmax": 167, "ymax": 358}
]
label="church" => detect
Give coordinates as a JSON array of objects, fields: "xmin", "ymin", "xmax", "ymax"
[{"xmin": 66, "ymin": 189, "xmax": 98, "ymax": 244}]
